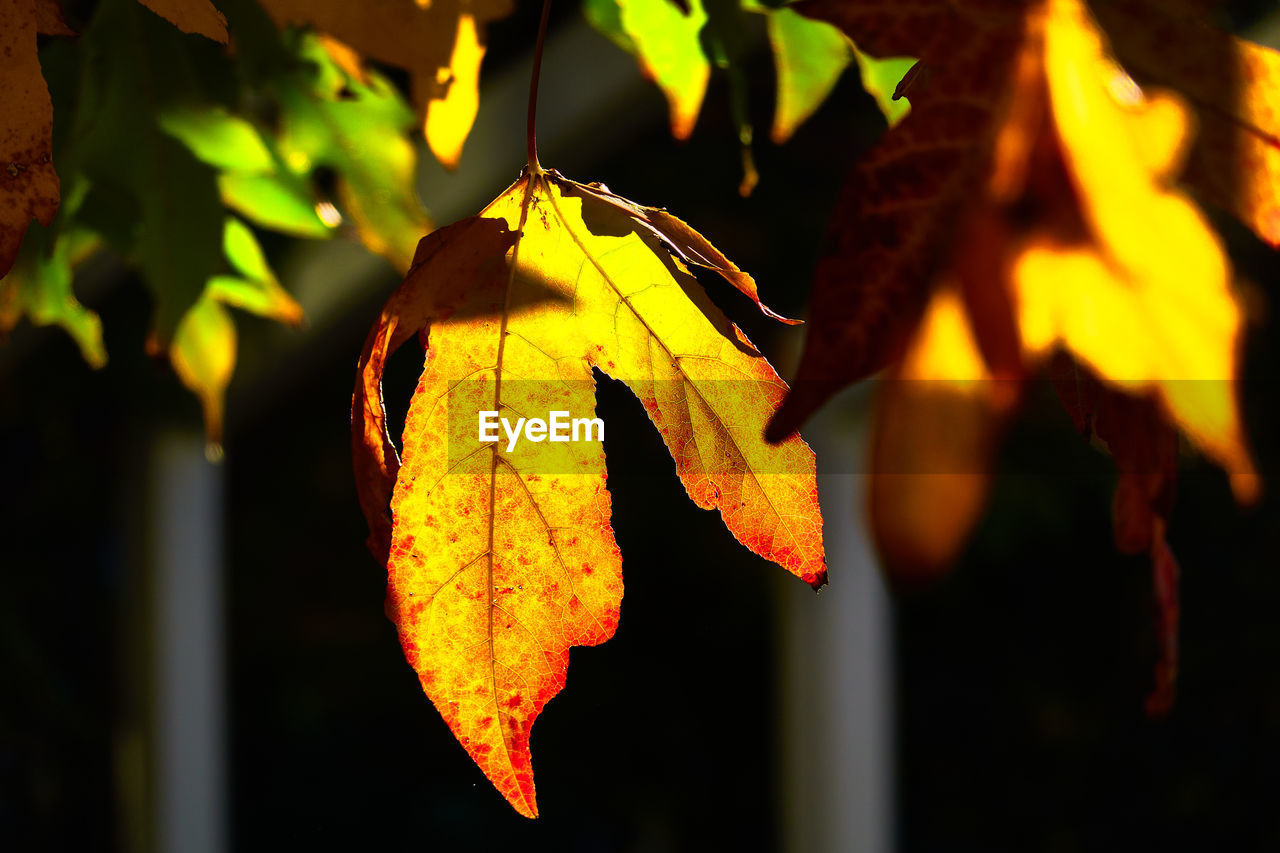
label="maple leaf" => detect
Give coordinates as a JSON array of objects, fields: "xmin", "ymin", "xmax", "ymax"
[
  {"xmin": 770, "ymin": 0, "xmax": 1259, "ymax": 505},
  {"xmin": 352, "ymin": 165, "xmax": 826, "ymax": 816},
  {"xmin": 256, "ymin": 0, "xmax": 515, "ymax": 169},
  {"xmin": 763, "ymin": 0, "xmax": 1267, "ymax": 706}
]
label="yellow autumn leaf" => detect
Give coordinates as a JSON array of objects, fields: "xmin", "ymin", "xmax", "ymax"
[
  {"xmin": 1013, "ymin": 0, "xmax": 1254, "ymax": 499},
  {"xmin": 353, "ymin": 165, "xmax": 826, "ymax": 817}
]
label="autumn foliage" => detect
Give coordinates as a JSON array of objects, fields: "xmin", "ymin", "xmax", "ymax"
[{"xmin": 2, "ymin": 0, "xmax": 1277, "ymax": 820}]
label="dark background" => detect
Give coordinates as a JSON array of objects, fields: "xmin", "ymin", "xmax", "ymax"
[{"xmin": 3, "ymin": 0, "xmax": 1280, "ymax": 850}]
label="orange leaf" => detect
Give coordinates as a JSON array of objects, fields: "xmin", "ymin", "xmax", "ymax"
[
  {"xmin": 0, "ymin": 0, "xmax": 65, "ymax": 280},
  {"xmin": 135, "ymin": 0, "xmax": 228, "ymax": 43},
  {"xmin": 870, "ymin": 287, "xmax": 1017, "ymax": 586},
  {"xmin": 773, "ymin": 0, "xmax": 1258, "ymax": 585},
  {"xmin": 1013, "ymin": 0, "xmax": 1256, "ymax": 501},
  {"xmin": 353, "ymin": 167, "xmax": 826, "ymax": 816},
  {"xmin": 767, "ymin": 0, "xmax": 1029, "ymax": 440}
]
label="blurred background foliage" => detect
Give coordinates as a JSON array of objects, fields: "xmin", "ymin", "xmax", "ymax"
[{"xmin": 3, "ymin": 0, "xmax": 1280, "ymax": 850}]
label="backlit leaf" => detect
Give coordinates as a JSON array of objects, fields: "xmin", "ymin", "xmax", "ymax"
[
  {"xmin": 760, "ymin": 4, "xmax": 853, "ymax": 142},
  {"xmin": 585, "ymin": 0, "xmax": 710, "ymax": 139},
  {"xmin": 0, "ymin": 225, "xmax": 105, "ymax": 367},
  {"xmin": 170, "ymin": 294, "xmax": 237, "ymax": 453},
  {"xmin": 869, "ymin": 287, "xmax": 1013, "ymax": 584},
  {"xmin": 851, "ymin": 47, "xmax": 915, "ymax": 128},
  {"xmin": 353, "ymin": 166, "xmax": 826, "ymax": 817},
  {"xmin": 159, "ymin": 106, "xmax": 276, "ymax": 173},
  {"xmin": 171, "ymin": 217, "xmax": 303, "ymax": 448},
  {"xmin": 257, "ymin": 0, "xmax": 516, "ymax": 169},
  {"xmin": 1094, "ymin": 0, "xmax": 1280, "ymax": 246},
  {"xmin": 769, "ymin": 0, "xmax": 1260, "ymax": 633},
  {"xmin": 276, "ymin": 35, "xmax": 432, "ymax": 270},
  {"xmin": 162, "ymin": 104, "xmax": 335, "ymax": 239}
]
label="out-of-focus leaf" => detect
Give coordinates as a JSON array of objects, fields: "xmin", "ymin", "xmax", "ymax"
[
  {"xmin": 256, "ymin": 0, "xmax": 515, "ymax": 169},
  {"xmin": 216, "ymin": 172, "xmax": 333, "ymax": 238},
  {"xmin": 0, "ymin": 0, "xmax": 232, "ymax": 281},
  {"xmin": 704, "ymin": 0, "xmax": 758, "ymax": 194},
  {"xmin": 70, "ymin": 0, "xmax": 226, "ymax": 344},
  {"xmin": 869, "ymin": 287, "xmax": 1013, "ymax": 585},
  {"xmin": 222, "ymin": 215, "xmax": 270, "ymax": 281},
  {"xmin": 585, "ymin": 0, "xmax": 710, "ymax": 139},
  {"xmin": 212, "ymin": 217, "xmax": 303, "ymax": 322},
  {"xmin": 135, "ymin": 0, "xmax": 228, "ymax": 43},
  {"xmin": 170, "ymin": 295, "xmax": 236, "ymax": 452},
  {"xmin": 171, "ymin": 217, "xmax": 303, "ymax": 448},
  {"xmin": 0, "ymin": 0, "xmax": 65, "ymax": 280},
  {"xmin": 275, "ymin": 35, "xmax": 432, "ymax": 270},
  {"xmin": 757, "ymin": 4, "xmax": 852, "ymax": 142},
  {"xmin": 1094, "ymin": 0, "xmax": 1280, "ymax": 246},
  {"xmin": 422, "ymin": 11, "xmax": 486, "ymax": 170},
  {"xmin": 591, "ymin": 0, "xmax": 914, "ymax": 184},
  {"xmin": 1013, "ymin": 0, "xmax": 1254, "ymax": 496},
  {"xmin": 852, "ymin": 47, "xmax": 914, "ymax": 128},
  {"xmin": 583, "ymin": 0, "xmax": 636, "ymax": 53},
  {"xmin": 159, "ymin": 106, "xmax": 275, "ymax": 172},
  {"xmin": 161, "ymin": 103, "xmax": 334, "ymax": 239},
  {"xmin": 0, "ymin": 226, "xmax": 106, "ymax": 367},
  {"xmin": 768, "ymin": 0, "xmax": 1258, "ymax": 647}
]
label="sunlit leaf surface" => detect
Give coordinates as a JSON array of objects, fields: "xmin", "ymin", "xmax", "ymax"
[{"xmin": 353, "ymin": 166, "xmax": 826, "ymax": 817}]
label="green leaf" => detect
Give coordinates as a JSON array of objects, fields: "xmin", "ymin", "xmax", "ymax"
[
  {"xmin": 852, "ymin": 47, "xmax": 915, "ymax": 127},
  {"xmin": 222, "ymin": 216, "xmax": 271, "ymax": 282},
  {"xmin": 273, "ymin": 35, "xmax": 432, "ymax": 271},
  {"xmin": 134, "ymin": 136, "xmax": 226, "ymax": 342},
  {"xmin": 582, "ymin": 0, "xmax": 637, "ymax": 54},
  {"xmin": 69, "ymin": 0, "xmax": 226, "ymax": 344},
  {"xmin": 218, "ymin": 172, "xmax": 334, "ymax": 237},
  {"xmin": 584, "ymin": 0, "xmax": 710, "ymax": 140},
  {"xmin": 0, "ymin": 227, "xmax": 106, "ymax": 368},
  {"xmin": 210, "ymin": 217, "xmax": 303, "ymax": 324},
  {"xmin": 159, "ymin": 106, "xmax": 275, "ymax": 172},
  {"xmin": 761, "ymin": 5, "xmax": 852, "ymax": 143}
]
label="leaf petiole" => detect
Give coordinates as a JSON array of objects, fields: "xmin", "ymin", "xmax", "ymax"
[{"xmin": 526, "ymin": 0, "xmax": 554, "ymax": 175}]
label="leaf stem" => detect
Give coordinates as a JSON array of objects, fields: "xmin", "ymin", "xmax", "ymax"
[{"xmin": 527, "ymin": 0, "xmax": 553, "ymax": 174}]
